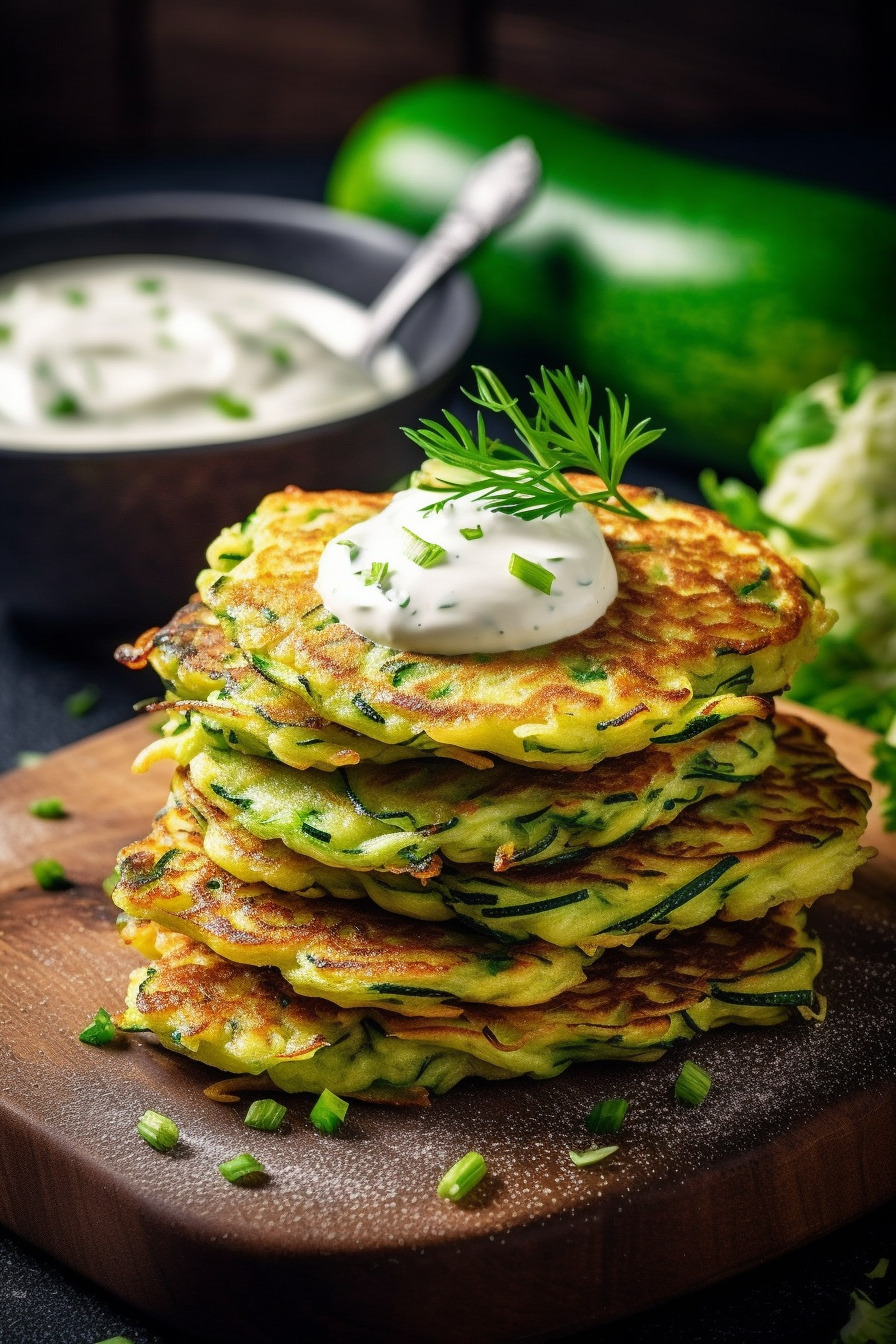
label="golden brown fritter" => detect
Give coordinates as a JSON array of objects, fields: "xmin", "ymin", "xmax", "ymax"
[
  {"xmin": 111, "ymin": 799, "xmax": 591, "ymax": 1015},
  {"xmin": 176, "ymin": 714, "xmax": 776, "ymax": 876},
  {"xmin": 117, "ymin": 905, "xmax": 823, "ymax": 1095},
  {"xmin": 195, "ymin": 479, "xmax": 832, "ymax": 767},
  {"xmin": 177, "ymin": 716, "xmax": 871, "ymax": 953}
]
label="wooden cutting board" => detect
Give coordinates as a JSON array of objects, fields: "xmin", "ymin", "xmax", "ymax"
[{"xmin": 0, "ymin": 705, "xmax": 894, "ymax": 1344}]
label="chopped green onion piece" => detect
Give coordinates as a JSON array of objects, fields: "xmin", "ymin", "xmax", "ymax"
[
  {"xmin": 102, "ymin": 869, "xmax": 120, "ymax": 897},
  {"xmin": 508, "ymin": 553, "xmax": 555, "ymax": 595},
  {"xmin": 586, "ymin": 1098, "xmax": 629, "ymax": 1135},
  {"xmin": 31, "ymin": 857, "xmax": 72, "ymax": 890},
  {"xmin": 402, "ymin": 527, "xmax": 446, "ymax": 568},
  {"xmin": 867, "ymin": 1258, "xmax": 890, "ymax": 1279},
  {"xmin": 210, "ymin": 392, "xmax": 252, "ymax": 419},
  {"xmin": 16, "ymin": 750, "xmax": 45, "ymax": 769},
  {"xmin": 64, "ymin": 287, "xmax": 87, "ymax": 306},
  {"xmin": 93, "ymin": 1337, "xmax": 135, "ymax": 1343},
  {"xmin": 364, "ymin": 560, "xmax": 390, "ymax": 588},
  {"xmin": 336, "ymin": 538, "xmax": 360, "ymax": 561},
  {"xmin": 460, "ymin": 525, "xmax": 483, "ymax": 540},
  {"xmin": 569, "ymin": 1144, "xmax": 618, "ymax": 1168},
  {"xmin": 29, "ymin": 797, "xmax": 67, "ymax": 819},
  {"xmin": 437, "ymin": 1151, "xmax": 487, "ymax": 1201},
  {"xmin": 79, "ymin": 1008, "xmax": 116, "ymax": 1046},
  {"xmin": 136, "ymin": 276, "xmax": 162, "ymax": 293},
  {"xmin": 137, "ymin": 1109, "xmax": 179, "ymax": 1152},
  {"xmin": 65, "ymin": 684, "xmax": 100, "ymax": 717},
  {"xmin": 309, "ymin": 1088, "xmax": 348, "ymax": 1134},
  {"xmin": 674, "ymin": 1059, "xmax": 712, "ymax": 1106},
  {"xmin": 49, "ymin": 392, "xmax": 80, "ymax": 417},
  {"xmin": 218, "ymin": 1152, "xmax": 266, "ymax": 1184},
  {"xmin": 0, "ymin": 324, "xmax": 12, "ymax": 342},
  {"xmin": 269, "ymin": 344, "xmax": 292, "ymax": 368},
  {"xmin": 244, "ymin": 1098, "xmax": 287, "ymax": 1132}
]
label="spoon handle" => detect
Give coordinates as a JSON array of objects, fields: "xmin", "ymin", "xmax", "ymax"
[{"xmin": 356, "ymin": 137, "xmax": 541, "ymax": 366}]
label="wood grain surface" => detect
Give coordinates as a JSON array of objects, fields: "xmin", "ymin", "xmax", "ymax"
[{"xmin": 0, "ymin": 704, "xmax": 894, "ymax": 1344}]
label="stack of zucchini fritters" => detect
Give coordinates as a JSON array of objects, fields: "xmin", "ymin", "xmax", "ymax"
[{"xmin": 112, "ymin": 481, "xmax": 872, "ymax": 1101}]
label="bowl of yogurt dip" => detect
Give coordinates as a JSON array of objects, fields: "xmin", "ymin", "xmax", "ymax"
[{"xmin": 0, "ymin": 193, "xmax": 478, "ymax": 627}]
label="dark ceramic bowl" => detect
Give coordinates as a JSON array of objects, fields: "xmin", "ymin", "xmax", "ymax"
[{"xmin": 0, "ymin": 193, "xmax": 478, "ymax": 629}]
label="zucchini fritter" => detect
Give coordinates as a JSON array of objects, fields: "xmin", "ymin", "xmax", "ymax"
[
  {"xmin": 118, "ymin": 906, "xmax": 823, "ymax": 1096},
  {"xmin": 111, "ymin": 800, "xmax": 591, "ymax": 1015},
  {"xmin": 123, "ymin": 601, "xmax": 491, "ymax": 774},
  {"xmin": 181, "ymin": 717, "xmax": 870, "ymax": 953},
  {"xmin": 179, "ymin": 716, "xmax": 776, "ymax": 876},
  {"xmin": 195, "ymin": 480, "xmax": 832, "ymax": 768}
]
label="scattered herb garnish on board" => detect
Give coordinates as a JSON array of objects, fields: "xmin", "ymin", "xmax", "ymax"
[
  {"xmin": 309, "ymin": 1088, "xmax": 348, "ymax": 1134},
  {"xmin": 569, "ymin": 1144, "xmax": 618, "ymax": 1169},
  {"xmin": 244, "ymin": 1099, "xmax": 287, "ymax": 1132},
  {"xmin": 79, "ymin": 1008, "xmax": 117, "ymax": 1046},
  {"xmin": 137, "ymin": 1109, "xmax": 179, "ymax": 1153},
  {"xmin": 29, "ymin": 797, "xmax": 66, "ymax": 819},
  {"xmin": 31, "ymin": 857, "xmax": 72, "ymax": 890},
  {"xmin": 586, "ymin": 1097, "xmax": 629, "ymax": 1134},
  {"xmin": 219, "ymin": 1153, "xmax": 266, "ymax": 1185},
  {"xmin": 674, "ymin": 1060, "xmax": 712, "ymax": 1106},
  {"xmin": 437, "ymin": 1151, "xmax": 487, "ymax": 1201},
  {"xmin": 403, "ymin": 365, "xmax": 664, "ymax": 522}
]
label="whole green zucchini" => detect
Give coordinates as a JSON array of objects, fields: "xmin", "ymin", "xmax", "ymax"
[{"xmin": 328, "ymin": 79, "xmax": 896, "ymax": 471}]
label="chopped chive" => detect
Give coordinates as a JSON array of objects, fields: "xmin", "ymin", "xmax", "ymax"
[
  {"xmin": 402, "ymin": 527, "xmax": 446, "ymax": 568},
  {"xmin": 29, "ymin": 797, "xmax": 66, "ymax": 819},
  {"xmin": 137, "ymin": 1109, "xmax": 179, "ymax": 1152},
  {"xmin": 364, "ymin": 560, "xmax": 390, "ymax": 588},
  {"xmin": 569, "ymin": 1144, "xmax": 618, "ymax": 1169},
  {"xmin": 64, "ymin": 287, "xmax": 87, "ymax": 306},
  {"xmin": 48, "ymin": 392, "xmax": 80, "ymax": 417},
  {"xmin": 309, "ymin": 1088, "xmax": 348, "ymax": 1134},
  {"xmin": 16, "ymin": 750, "xmax": 44, "ymax": 769},
  {"xmin": 460, "ymin": 525, "xmax": 483, "ymax": 540},
  {"xmin": 336, "ymin": 538, "xmax": 360, "ymax": 562},
  {"xmin": 32, "ymin": 857, "xmax": 72, "ymax": 890},
  {"xmin": 508, "ymin": 553, "xmax": 555, "ymax": 595},
  {"xmin": 586, "ymin": 1098, "xmax": 629, "ymax": 1135},
  {"xmin": 244, "ymin": 1098, "xmax": 287, "ymax": 1132},
  {"xmin": 674, "ymin": 1059, "xmax": 712, "ymax": 1106},
  {"xmin": 79, "ymin": 1007, "xmax": 116, "ymax": 1046},
  {"xmin": 867, "ymin": 1258, "xmax": 890, "ymax": 1279},
  {"xmin": 218, "ymin": 1152, "xmax": 266, "ymax": 1184},
  {"xmin": 269, "ymin": 344, "xmax": 292, "ymax": 368},
  {"xmin": 437, "ymin": 1151, "xmax": 487, "ymax": 1201},
  {"xmin": 136, "ymin": 276, "xmax": 162, "ymax": 293},
  {"xmin": 0, "ymin": 324, "xmax": 11, "ymax": 342},
  {"xmin": 65, "ymin": 684, "xmax": 100, "ymax": 717},
  {"xmin": 210, "ymin": 392, "xmax": 252, "ymax": 419}
]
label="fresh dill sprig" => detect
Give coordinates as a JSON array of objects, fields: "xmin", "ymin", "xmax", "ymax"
[{"xmin": 402, "ymin": 366, "xmax": 664, "ymax": 522}]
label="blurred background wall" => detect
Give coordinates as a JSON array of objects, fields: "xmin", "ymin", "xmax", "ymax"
[{"xmin": 3, "ymin": 0, "xmax": 894, "ymax": 182}]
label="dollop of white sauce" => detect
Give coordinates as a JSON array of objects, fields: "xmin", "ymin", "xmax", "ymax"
[
  {"xmin": 316, "ymin": 487, "xmax": 618, "ymax": 654},
  {"xmin": 0, "ymin": 255, "xmax": 415, "ymax": 452}
]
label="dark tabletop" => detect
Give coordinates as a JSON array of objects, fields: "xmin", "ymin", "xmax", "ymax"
[{"xmin": 1, "ymin": 139, "xmax": 894, "ymax": 1344}]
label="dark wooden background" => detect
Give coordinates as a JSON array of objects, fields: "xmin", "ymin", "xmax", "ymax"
[{"xmin": 3, "ymin": 0, "xmax": 895, "ymax": 176}]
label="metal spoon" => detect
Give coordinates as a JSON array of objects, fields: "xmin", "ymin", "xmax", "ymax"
[{"xmin": 305, "ymin": 137, "xmax": 541, "ymax": 369}]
